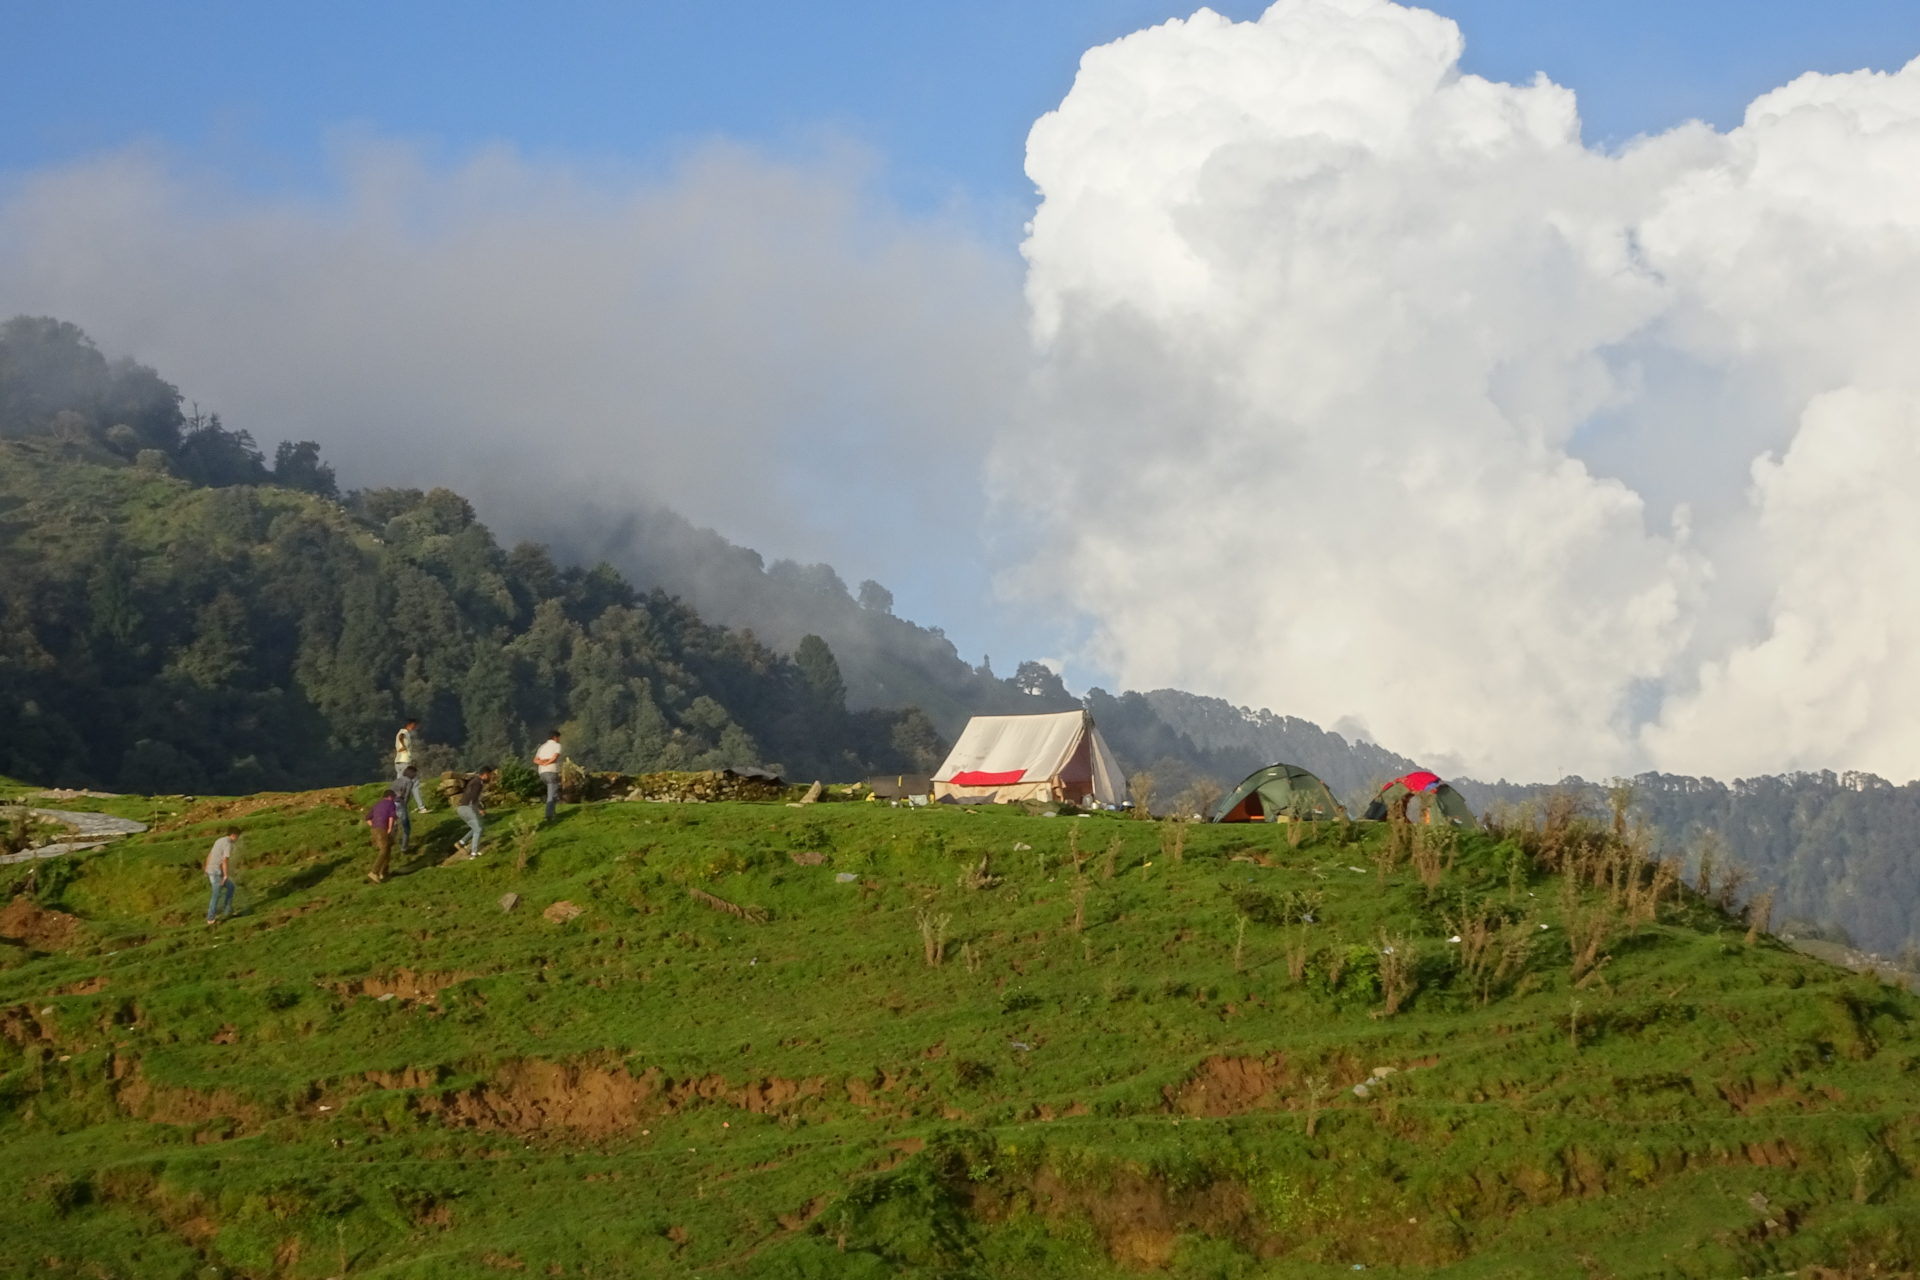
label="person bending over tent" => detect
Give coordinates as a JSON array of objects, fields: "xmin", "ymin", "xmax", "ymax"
[{"xmin": 1363, "ymin": 772, "xmax": 1475, "ymax": 827}]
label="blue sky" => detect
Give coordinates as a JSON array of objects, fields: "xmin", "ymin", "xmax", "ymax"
[
  {"xmin": 5, "ymin": 1, "xmax": 1919, "ymax": 694},
  {"xmin": 8, "ymin": 0, "xmax": 1917, "ymax": 233}
]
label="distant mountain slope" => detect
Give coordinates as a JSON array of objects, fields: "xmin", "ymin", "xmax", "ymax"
[
  {"xmin": 1139, "ymin": 689, "xmax": 1422, "ymax": 803},
  {"xmin": 1454, "ymin": 770, "xmax": 1920, "ymax": 961},
  {"xmin": 527, "ymin": 503, "xmax": 1081, "ymax": 738}
]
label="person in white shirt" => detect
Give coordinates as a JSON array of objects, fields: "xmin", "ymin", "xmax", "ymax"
[
  {"xmin": 534, "ymin": 730, "xmax": 563, "ymax": 822},
  {"xmin": 393, "ymin": 718, "xmax": 420, "ymax": 779},
  {"xmin": 204, "ymin": 827, "xmax": 240, "ymax": 924}
]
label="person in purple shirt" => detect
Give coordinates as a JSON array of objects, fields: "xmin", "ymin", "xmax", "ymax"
[{"xmin": 366, "ymin": 791, "xmax": 398, "ymax": 883}]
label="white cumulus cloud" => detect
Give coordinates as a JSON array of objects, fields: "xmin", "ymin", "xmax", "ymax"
[{"xmin": 1008, "ymin": 0, "xmax": 1920, "ymax": 781}]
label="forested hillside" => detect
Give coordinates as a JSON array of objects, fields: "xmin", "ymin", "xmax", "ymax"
[
  {"xmin": 530, "ymin": 503, "xmax": 1084, "ymax": 734},
  {"xmin": 0, "ymin": 319, "xmax": 942, "ymax": 792}
]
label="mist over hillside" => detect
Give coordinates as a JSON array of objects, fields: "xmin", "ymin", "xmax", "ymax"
[{"xmin": 2, "ymin": 314, "xmax": 1913, "ymax": 960}]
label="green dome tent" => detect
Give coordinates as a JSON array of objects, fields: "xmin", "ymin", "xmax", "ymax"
[
  {"xmin": 1210, "ymin": 763, "xmax": 1347, "ymax": 824},
  {"xmin": 1362, "ymin": 772, "xmax": 1476, "ymax": 827}
]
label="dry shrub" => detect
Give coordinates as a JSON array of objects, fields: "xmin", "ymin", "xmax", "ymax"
[
  {"xmin": 916, "ymin": 907, "xmax": 950, "ymax": 967},
  {"xmin": 1158, "ymin": 818, "xmax": 1187, "ymax": 865},
  {"xmin": 1693, "ymin": 832, "xmax": 1722, "ymax": 900},
  {"xmin": 1068, "ymin": 826, "xmax": 1086, "ymax": 876},
  {"xmin": 1099, "ymin": 835, "xmax": 1121, "ymax": 881},
  {"xmin": 1174, "ymin": 778, "xmax": 1223, "ymax": 821},
  {"xmin": 956, "ymin": 855, "xmax": 1000, "ymax": 891},
  {"xmin": 1445, "ymin": 901, "xmax": 1538, "ymax": 1006},
  {"xmin": 1627, "ymin": 856, "xmax": 1679, "ymax": 925},
  {"xmin": 1378, "ymin": 931, "xmax": 1416, "ymax": 1016},
  {"xmin": 1744, "ymin": 889, "xmax": 1774, "ymax": 945},
  {"xmin": 1232, "ymin": 915, "xmax": 1249, "ymax": 973},
  {"xmin": 1285, "ymin": 928, "xmax": 1311, "ymax": 984},
  {"xmin": 1716, "ymin": 862, "xmax": 1749, "ymax": 915},
  {"xmin": 1069, "ymin": 874, "xmax": 1089, "ymax": 935},
  {"xmin": 1606, "ymin": 778, "xmax": 1634, "ymax": 840},
  {"xmin": 1303, "ymin": 1075, "xmax": 1329, "ymax": 1138},
  {"xmin": 1561, "ymin": 877, "xmax": 1617, "ymax": 985},
  {"xmin": 1128, "ymin": 771, "xmax": 1155, "ymax": 819},
  {"xmin": 1409, "ymin": 826, "xmax": 1453, "ymax": 889}
]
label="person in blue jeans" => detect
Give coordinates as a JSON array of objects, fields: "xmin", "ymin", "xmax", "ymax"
[
  {"xmin": 455, "ymin": 767, "xmax": 493, "ymax": 858},
  {"xmin": 391, "ymin": 764, "xmax": 430, "ymax": 851},
  {"xmin": 204, "ymin": 826, "xmax": 240, "ymax": 924}
]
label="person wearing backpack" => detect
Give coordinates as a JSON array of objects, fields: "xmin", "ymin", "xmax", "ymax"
[
  {"xmin": 454, "ymin": 767, "xmax": 493, "ymax": 858},
  {"xmin": 534, "ymin": 730, "xmax": 563, "ymax": 822},
  {"xmin": 366, "ymin": 789, "xmax": 399, "ymax": 883}
]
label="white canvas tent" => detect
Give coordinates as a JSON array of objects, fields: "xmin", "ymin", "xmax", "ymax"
[{"xmin": 931, "ymin": 710, "xmax": 1127, "ymax": 806}]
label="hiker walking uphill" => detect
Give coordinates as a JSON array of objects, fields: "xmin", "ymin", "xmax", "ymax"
[
  {"xmin": 391, "ymin": 764, "xmax": 429, "ymax": 852},
  {"xmin": 366, "ymin": 790, "xmax": 398, "ymax": 883},
  {"xmin": 392, "ymin": 718, "xmax": 420, "ymax": 779},
  {"xmin": 454, "ymin": 767, "xmax": 493, "ymax": 859},
  {"xmin": 204, "ymin": 826, "xmax": 239, "ymax": 924},
  {"xmin": 535, "ymin": 730, "xmax": 563, "ymax": 822}
]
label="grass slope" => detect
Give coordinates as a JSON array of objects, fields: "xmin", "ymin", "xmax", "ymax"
[{"xmin": 2, "ymin": 783, "xmax": 1917, "ymax": 1278}]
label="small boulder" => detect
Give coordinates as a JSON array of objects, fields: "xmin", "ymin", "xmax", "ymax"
[
  {"xmin": 800, "ymin": 780, "xmax": 825, "ymax": 805},
  {"xmin": 499, "ymin": 892, "xmax": 521, "ymax": 913},
  {"xmin": 543, "ymin": 900, "xmax": 583, "ymax": 924}
]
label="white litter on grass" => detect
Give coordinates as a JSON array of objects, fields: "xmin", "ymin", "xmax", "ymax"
[
  {"xmin": 318, "ymin": 1105, "xmax": 332, "ymax": 1112},
  {"xmin": 1539, "ymin": 923, "xmax": 1551, "ymax": 931},
  {"xmin": 1347, "ymin": 866, "xmax": 1367, "ymax": 873},
  {"xmin": 377, "ymin": 992, "xmax": 396, "ymax": 1001},
  {"xmin": 1013, "ymin": 842, "xmax": 1032, "ymax": 851},
  {"xmin": 1448, "ymin": 935, "xmax": 1462, "ymax": 943},
  {"xmin": 835, "ymin": 873, "xmax": 858, "ymax": 883}
]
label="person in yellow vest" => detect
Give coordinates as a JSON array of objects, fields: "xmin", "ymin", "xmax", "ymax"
[
  {"xmin": 393, "ymin": 718, "xmax": 420, "ymax": 780},
  {"xmin": 534, "ymin": 730, "xmax": 563, "ymax": 822}
]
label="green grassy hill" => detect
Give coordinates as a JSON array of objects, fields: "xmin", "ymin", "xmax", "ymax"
[{"xmin": 3, "ymin": 780, "xmax": 1917, "ymax": 1278}]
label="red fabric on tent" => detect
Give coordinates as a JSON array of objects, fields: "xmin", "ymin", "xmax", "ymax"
[
  {"xmin": 1392, "ymin": 771, "xmax": 1442, "ymax": 793},
  {"xmin": 951, "ymin": 769, "xmax": 1026, "ymax": 787}
]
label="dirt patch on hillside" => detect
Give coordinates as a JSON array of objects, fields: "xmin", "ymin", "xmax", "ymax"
[
  {"xmin": 1164, "ymin": 1055, "xmax": 1300, "ymax": 1116},
  {"xmin": 333, "ymin": 968, "xmax": 477, "ymax": 1006},
  {"xmin": 0, "ymin": 895, "xmax": 83, "ymax": 950},
  {"xmin": 167, "ymin": 789, "xmax": 359, "ymax": 828},
  {"xmin": 54, "ymin": 975, "xmax": 107, "ymax": 995},
  {"xmin": 0, "ymin": 1004, "xmax": 56, "ymax": 1045},
  {"xmin": 969, "ymin": 1165, "xmax": 1454, "ymax": 1271},
  {"xmin": 410, "ymin": 1060, "xmax": 832, "ymax": 1137},
  {"xmin": 113, "ymin": 1061, "xmax": 263, "ymax": 1134}
]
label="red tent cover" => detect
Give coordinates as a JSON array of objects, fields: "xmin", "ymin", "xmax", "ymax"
[
  {"xmin": 951, "ymin": 769, "xmax": 1026, "ymax": 787},
  {"xmin": 1390, "ymin": 771, "xmax": 1442, "ymax": 793}
]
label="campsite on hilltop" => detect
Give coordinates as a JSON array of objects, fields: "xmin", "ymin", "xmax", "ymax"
[{"xmin": 4, "ymin": 765, "xmax": 1920, "ymax": 1277}]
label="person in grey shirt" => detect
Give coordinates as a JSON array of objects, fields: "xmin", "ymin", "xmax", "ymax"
[
  {"xmin": 204, "ymin": 826, "xmax": 240, "ymax": 924},
  {"xmin": 390, "ymin": 764, "xmax": 430, "ymax": 852}
]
